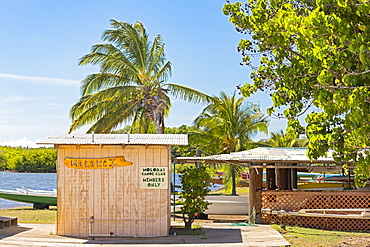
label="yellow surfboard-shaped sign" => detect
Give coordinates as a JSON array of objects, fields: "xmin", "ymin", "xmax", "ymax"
[{"xmin": 64, "ymin": 156, "xmax": 133, "ymax": 169}]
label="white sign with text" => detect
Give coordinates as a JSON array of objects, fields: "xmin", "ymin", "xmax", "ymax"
[{"xmin": 140, "ymin": 167, "xmax": 168, "ymax": 189}]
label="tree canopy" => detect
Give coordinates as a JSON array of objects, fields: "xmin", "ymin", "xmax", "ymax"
[
  {"xmin": 0, "ymin": 146, "xmax": 56, "ymax": 172},
  {"xmin": 224, "ymin": 1, "xmax": 370, "ymax": 185},
  {"xmin": 70, "ymin": 20, "xmax": 209, "ymax": 134}
]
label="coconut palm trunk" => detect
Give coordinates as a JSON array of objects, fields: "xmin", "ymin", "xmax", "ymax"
[{"xmin": 231, "ymin": 165, "xmax": 236, "ymax": 195}]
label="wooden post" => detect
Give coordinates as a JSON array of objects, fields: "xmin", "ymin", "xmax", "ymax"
[
  {"xmin": 266, "ymin": 167, "xmax": 276, "ymax": 190},
  {"xmin": 287, "ymin": 169, "xmax": 292, "ymax": 190},
  {"xmin": 291, "ymin": 167, "xmax": 298, "ymax": 190},
  {"xmin": 249, "ymin": 166, "xmax": 263, "ymax": 223},
  {"xmin": 276, "ymin": 168, "xmax": 290, "ymax": 190}
]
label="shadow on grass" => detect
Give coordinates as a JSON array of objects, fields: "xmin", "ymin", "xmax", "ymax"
[{"xmin": 170, "ymin": 226, "xmax": 204, "ymax": 235}]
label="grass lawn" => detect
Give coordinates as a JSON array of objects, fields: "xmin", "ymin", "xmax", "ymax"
[
  {"xmin": 272, "ymin": 225, "xmax": 370, "ymax": 247},
  {"xmin": 170, "ymin": 224, "xmax": 205, "ymax": 236},
  {"xmin": 0, "ymin": 206, "xmax": 57, "ymax": 223},
  {"xmin": 208, "ymin": 186, "xmax": 249, "ymax": 196}
]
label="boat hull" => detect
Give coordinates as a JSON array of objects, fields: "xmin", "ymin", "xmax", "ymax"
[
  {"xmin": 204, "ymin": 196, "xmax": 249, "ymax": 215},
  {"xmin": 0, "ymin": 192, "xmax": 57, "ymax": 206}
]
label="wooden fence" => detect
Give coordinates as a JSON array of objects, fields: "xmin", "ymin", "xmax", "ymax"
[{"xmin": 261, "ymin": 190, "xmax": 370, "ymax": 231}]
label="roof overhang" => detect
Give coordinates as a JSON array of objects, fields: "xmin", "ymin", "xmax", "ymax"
[
  {"xmin": 37, "ymin": 134, "xmax": 188, "ymax": 146},
  {"xmin": 174, "ymin": 147, "xmax": 354, "ymax": 169}
]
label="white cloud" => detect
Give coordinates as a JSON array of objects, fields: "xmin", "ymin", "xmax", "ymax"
[
  {"xmin": 0, "ymin": 96, "xmax": 48, "ymax": 103},
  {"xmin": 0, "ymin": 108, "xmax": 26, "ymax": 115},
  {"xmin": 9, "ymin": 115, "xmax": 68, "ymax": 120},
  {"xmin": 0, "ymin": 73, "xmax": 80, "ymax": 87},
  {"xmin": 0, "ymin": 97, "xmax": 29, "ymax": 103},
  {"xmin": 0, "ymin": 137, "xmax": 38, "ymax": 148}
]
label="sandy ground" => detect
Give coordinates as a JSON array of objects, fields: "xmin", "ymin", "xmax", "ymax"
[{"xmin": 0, "ymin": 221, "xmax": 291, "ymax": 246}]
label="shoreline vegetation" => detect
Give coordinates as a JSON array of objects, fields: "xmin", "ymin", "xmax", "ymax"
[{"xmin": 0, "ymin": 146, "xmax": 56, "ymax": 173}]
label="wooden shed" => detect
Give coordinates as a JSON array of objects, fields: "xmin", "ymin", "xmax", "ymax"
[{"xmin": 38, "ymin": 134, "xmax": 187, "ymax": 238}]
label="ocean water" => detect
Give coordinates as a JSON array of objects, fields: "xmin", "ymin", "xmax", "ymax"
[
  {"xmin": 0, "ymin": 172, "xmax": 56, "ymax": 209},
  {"xmin": 0, "ymin": 172, "xmax": 222, "ymax": 209},
  {"xmin": 172, "ymin": 173, "xmax": 222, "ymax": 193}
]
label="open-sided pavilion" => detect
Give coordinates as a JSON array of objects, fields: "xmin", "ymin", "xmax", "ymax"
[{"xmin": 175, "ymin": 147, "xmax": 370, "ymax": 231}]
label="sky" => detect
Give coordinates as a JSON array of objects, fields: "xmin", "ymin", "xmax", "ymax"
[{"xmin": 0, "ymin": 0, "xmax": 287, "ymax": 147}]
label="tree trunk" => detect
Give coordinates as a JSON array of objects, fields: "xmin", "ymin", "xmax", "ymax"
[
  {"xmin": 153, "ymin": 112, "xmax": 164, "ymax": 134},
  {"xmin": 160, "ymin": 112, "xmax": 165, "ymax": 134},
  {"xmin": 154, "ymin": 111, "xmax": 165, "ymax": 134},
  {"xmin": 231, "ymin": 165, "xmax": 236, "ymax": 195},
  {"xmin": 184, "ymin": 215, "xmax": 194, "ymax": 230},
  {"xmin": 155, "ymin": 125, "xmax": 162, "ymax": 134}
]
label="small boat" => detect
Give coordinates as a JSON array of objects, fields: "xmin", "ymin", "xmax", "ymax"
[
  {"xmin": 204, "ymin": 195, "xmax": 249, "ymax": 215},
  {"xmin": 0, "ymin": 187, "xmax": 57, "ymax": 206},
  {"xmin": 322, "ymin": 175, "xmax": 354, "ymax": 182},
  {"xmin": 297, "ymin": 182, "xmax": 345, "ymax": 190},
  {"xmin": 172, "ymin": 195, "xmax": 249, "ymax": 215}
]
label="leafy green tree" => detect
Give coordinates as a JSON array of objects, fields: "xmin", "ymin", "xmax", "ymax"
[
  {"xmin": 194, "ymin": 91, "xmax": 268, "ymax": 194},
  {"xmin": 0, "ymin": 146, "xmax": 24, "ymax": 171},
  {"xmin": 0, "ymin": 151, "xmax": 7, "ymax": 170},
  {"xmin": 70, "ymin": 20, "xmax": 210, "ymax": 134},
  {"xmin": 178, "ymin": 166, "xmax": 212, "ymax": 230},
  {"xmin": 0, "ymin": 147, "xmax": 56, "ymax": 172},
  {"xmin": 224, "ymin": 1, "xmax": 370, "ymax": 185}
]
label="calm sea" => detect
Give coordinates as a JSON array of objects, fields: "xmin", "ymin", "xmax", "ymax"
[
  {"xmin": 0, "ymin": 172, "xmax": 222, "ymax": 209},
  {"xmin": 0, "ymin": 172, "xmax": 56, "ymax": 209}
]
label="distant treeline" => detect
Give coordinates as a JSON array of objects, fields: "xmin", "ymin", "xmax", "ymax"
[{"xmin": 0, "ymin": 146, "xmax": 56, "ymax": 173}]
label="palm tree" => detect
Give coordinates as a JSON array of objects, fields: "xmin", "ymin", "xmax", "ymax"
[
  {"xmin": 263, "ymin": 130, "xmax": 308, "ymax": 148},
  {"xmin": 194, "ymin": 91, "xmax": 269, "ymax": 195},
  {"xmin": 69, "ymin": 20, "xmax": 210, "ymax": 134}
]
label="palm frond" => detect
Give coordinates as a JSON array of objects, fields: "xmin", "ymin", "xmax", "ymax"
[
  {"xmin": 152, "ymin": 61, "xmax": 172, "ymax": 83},
  {"xmin": 147, "ymin": 35, "xmax": 167, "ymax": 74},
  {"xmin": 71, "ymin": 20, "xmax": 208, "ymax": 133},
  {"xmin": 80, "ymin": 73, "xmax": 131, "ymax": 96},
  {"xmin": 166, "ymin": 83, "xmax": 211, "ymax": 104},
  {"xmin": 104, "ymin": 20, "xmax": 147, "ymax": 70},
  {"xmin": 195, "ymin": 91, "xmax": 269, "ymax": 153},
  {"xmin": 69, "ymin": 86, "xmax": 139, "ymax": 133},
  {"xmin": 79, "ymin": 44, "xmax": 139, "ymax": 77}
]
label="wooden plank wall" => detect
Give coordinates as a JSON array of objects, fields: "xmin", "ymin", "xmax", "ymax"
[{"xmin": 56, "ymin": 144, "xmax": 171, "ymax": 237}]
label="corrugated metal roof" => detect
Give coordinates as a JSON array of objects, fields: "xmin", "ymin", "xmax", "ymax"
[
  {"xmin": 175, "ymin": 147, "xmax": 348, "ymax": 165},
  {"xmin": 37, "ymin": 134, "xmax": 188, "ymax": 145}
]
